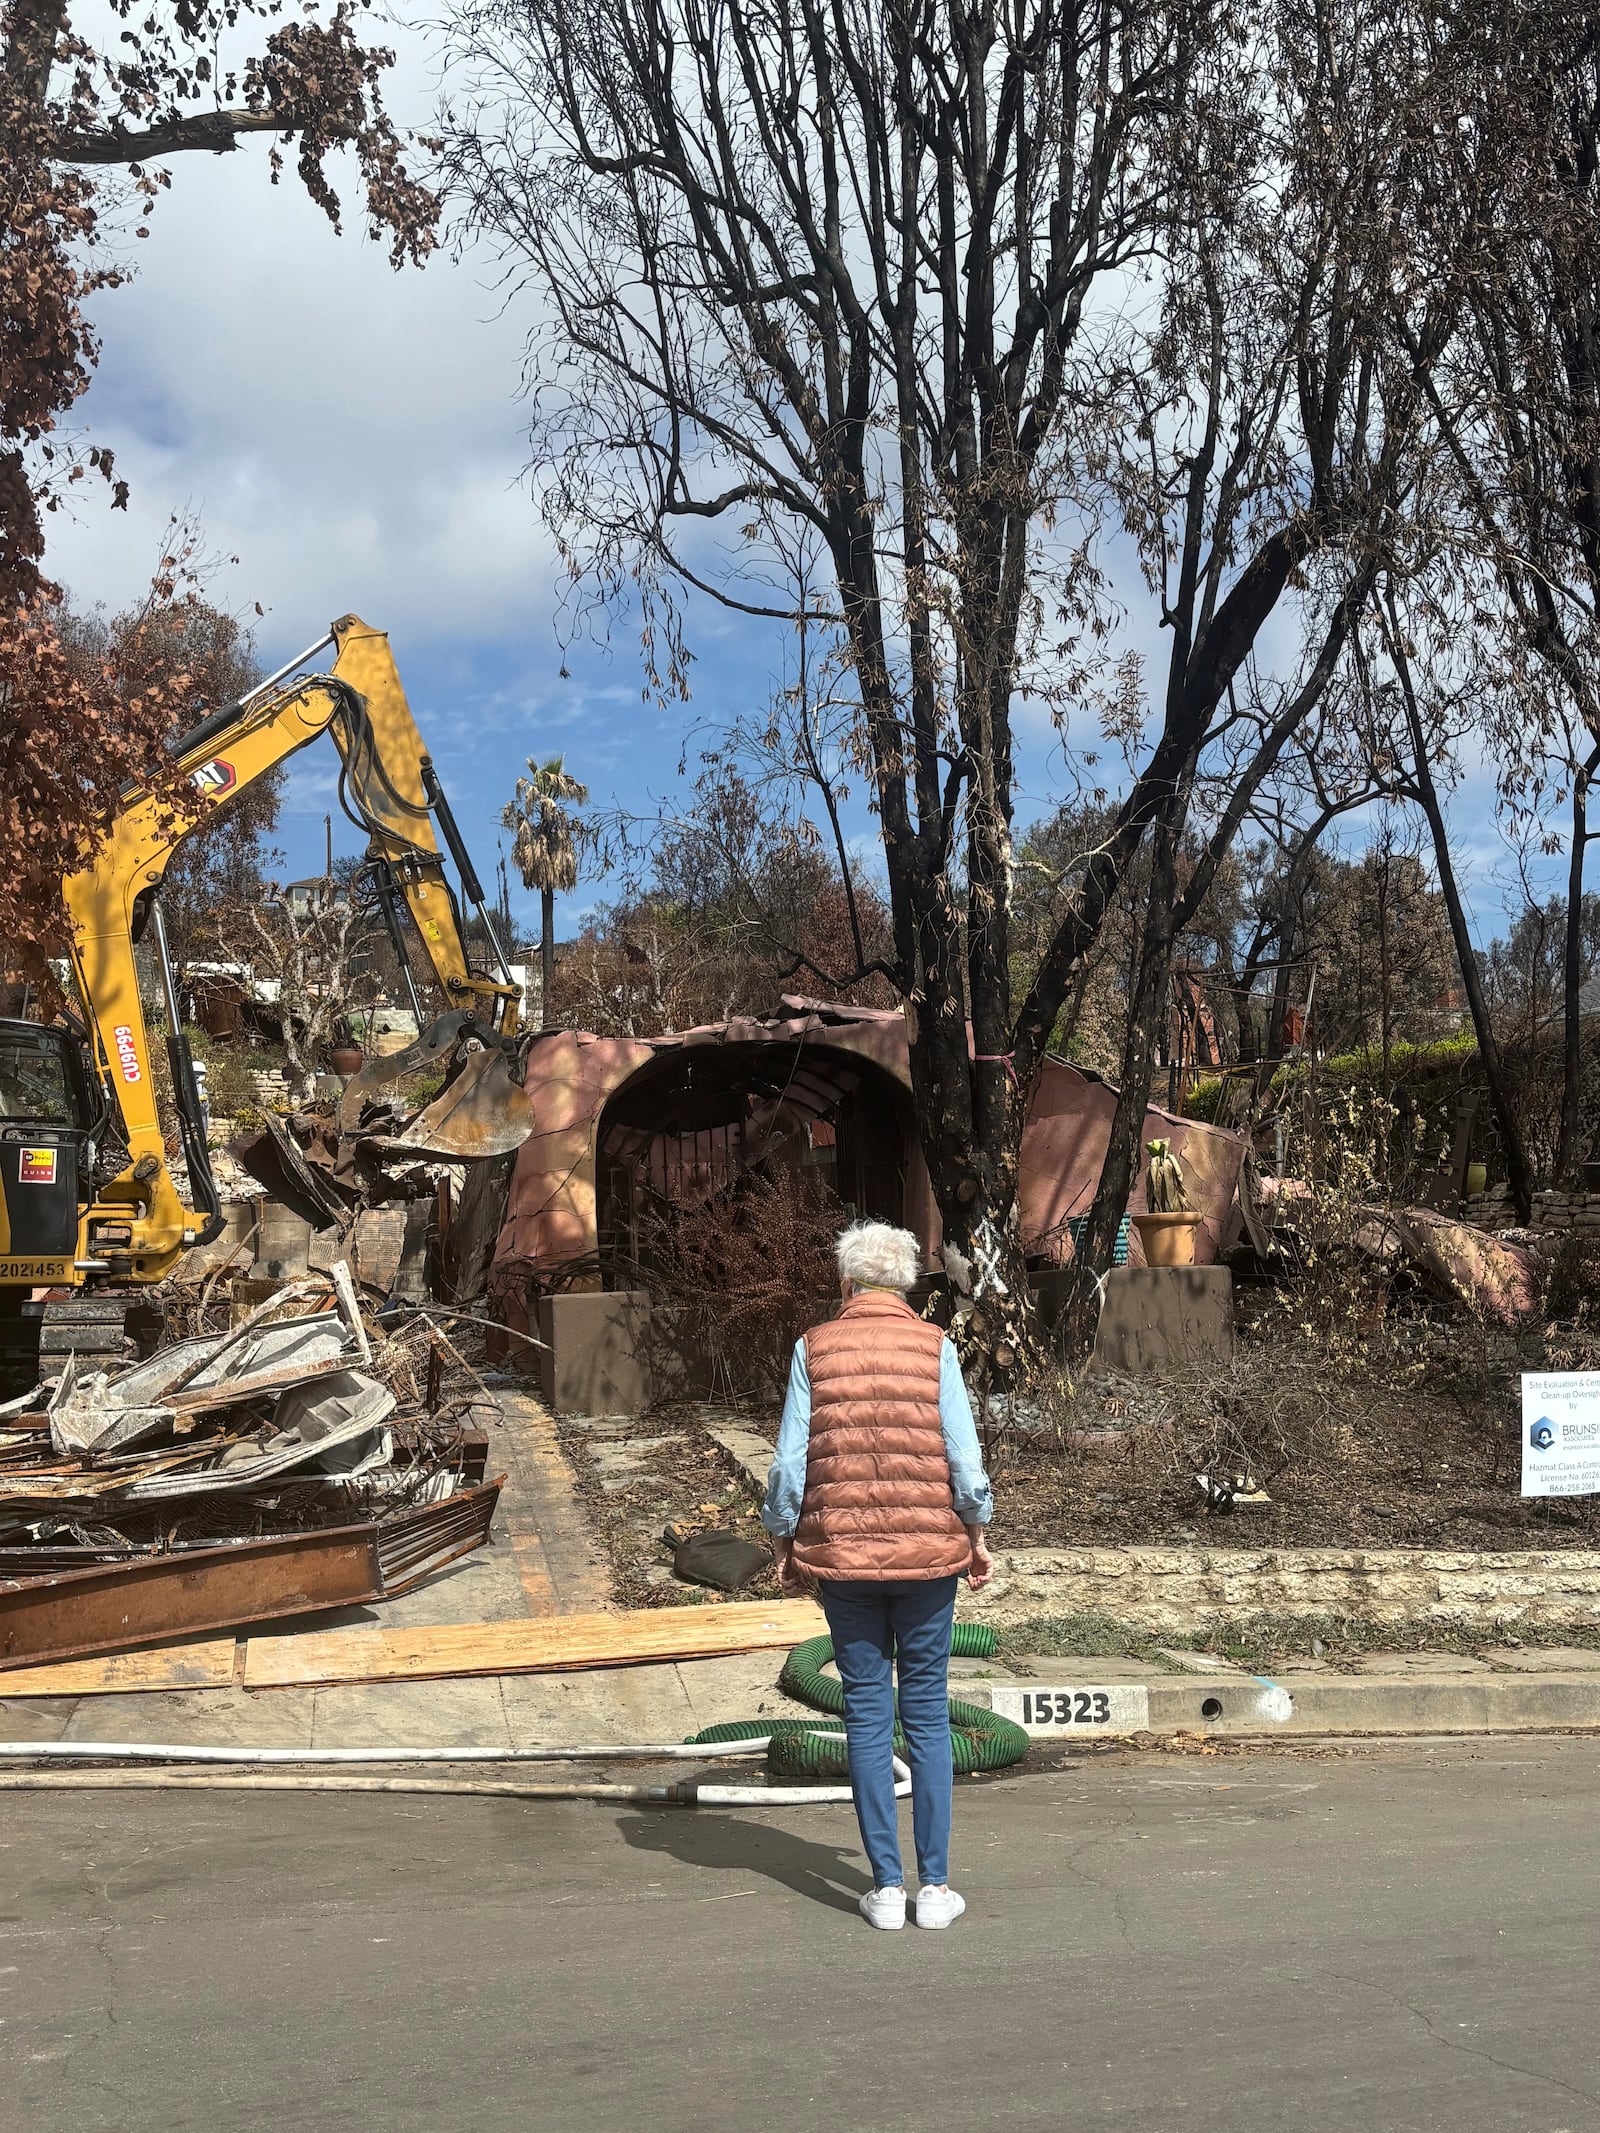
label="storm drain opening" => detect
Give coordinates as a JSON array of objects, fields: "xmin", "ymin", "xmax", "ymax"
[{"xmin": 1200, "ymin": 1696, "xmax": 1224, "ymax": 1721}]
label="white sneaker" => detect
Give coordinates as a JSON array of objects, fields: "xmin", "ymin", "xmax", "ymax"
[
  {"xmin": 916, "ymin": 1885, "xmax": 966, "ymax": 1929},
  {"xmin": 859, "ymin": 1886, "xmax": 907, "ymax": 1930}
]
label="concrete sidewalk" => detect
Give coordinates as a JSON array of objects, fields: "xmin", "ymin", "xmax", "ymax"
[
  {"xmin": 10, "ymin": 1390, "xmax": 1600, "ymax": 1754},
  {"xmin": 14, "ymin": 1635, "xmax": 1600, "ymax": 1758}
]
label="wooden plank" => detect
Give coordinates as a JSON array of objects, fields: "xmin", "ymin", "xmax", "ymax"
[
  {"xmin": 0, "ymin": 1639, "xmax": 238, "ymax": 1697},
  {"xmin": 244, "ymin": 1598, "xmax": 827, "ymax": 1690},
  {"xmin": 0, "ymin": 1597, "xmax": 826, "ymax": 1699}
]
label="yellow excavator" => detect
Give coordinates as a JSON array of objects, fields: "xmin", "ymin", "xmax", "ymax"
[{"xmin": 0, "ymin": 615, "xmax": 533, "ymax": 1381}]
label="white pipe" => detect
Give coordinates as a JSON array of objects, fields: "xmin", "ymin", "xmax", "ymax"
[
  {"xmin": 0, "ymin": 1734, "xmax": 910, "ymax": 1809},
  {"xmin": 696, "ymin": 1758, "xmax": 911, "ymax": 1807},
  {"xmin": 0, "ymin": 1739, "xmax": 770, "ymax": 1766},
  {"xmin": 0, "ymin": 1773, "xmax": 695, "ymax": 1804}
]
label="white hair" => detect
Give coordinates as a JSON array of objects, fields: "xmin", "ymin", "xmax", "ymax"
[{"xmin": 835, "ymin": 1220, "xmax": 922, "ymax": 1294}]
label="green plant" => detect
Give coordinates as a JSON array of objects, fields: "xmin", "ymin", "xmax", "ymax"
[
  {"xmin": 1145, "ymin": 1138, "xmax": 1192, "ymax": 1212},
  {"xmin": 1187, "ymin": 1033, "xmax": 1483, "ymax": 1156},
  {"xmin": 196, "ymin": 1037, "xmax": 283, "ymax": 1121}
]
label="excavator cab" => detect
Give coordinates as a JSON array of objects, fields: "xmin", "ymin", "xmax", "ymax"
[{"xmin": 0, "ymin": 1022, "xmax": 100, "ymax": 1279}]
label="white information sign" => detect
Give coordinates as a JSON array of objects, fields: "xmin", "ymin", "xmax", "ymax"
[
  {"xmin": 1521, "ymin": 1373, "xmax": 1600, "ymax": 1497},
  {"xmin": 990, "ymin": 1684, "xmax": 1150, "ymax": 1735}
]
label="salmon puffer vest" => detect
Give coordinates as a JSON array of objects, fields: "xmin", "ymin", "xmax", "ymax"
[{"xmin": 791, "ymin": 1288, "xmax": 972, "ymax": 1581}]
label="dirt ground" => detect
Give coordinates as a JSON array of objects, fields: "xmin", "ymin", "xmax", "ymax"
[
  {"xmin": 552, "ymin": 1286, "xmax": 1600, "ymax": 1606},
  {"xmin": 551, "ymin": 1405, "xmax": 785, "ymax": 1609},
  {"xmin": 984, "ymin": 1382, "xmax": 1600, "ymax": 1554},
  {"xmin": 987, "ymin": 1424, "xmax": 1600, "ymax": 1552},
  {"xmin": 984, "ymin": 1289, "xmax": 1600, "ymax": 1554}
]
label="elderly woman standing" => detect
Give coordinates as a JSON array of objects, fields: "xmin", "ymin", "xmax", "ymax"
[{"xmin": 762, "ymin": 1220, "xmax": 995, "ymax": 1931}]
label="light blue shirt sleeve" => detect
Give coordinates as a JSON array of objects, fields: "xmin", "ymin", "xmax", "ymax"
[
  {"xmin": 939, "ymin": 1339, "xmax": 994, "ymax": 1525},
  {"xmin": 761, "ymin": 1337, "xmax": 811, "ymax": 1536}
]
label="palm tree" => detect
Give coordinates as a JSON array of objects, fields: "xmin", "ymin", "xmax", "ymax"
[{"xmin": 503, "ymin": 756, "xmax": 589, "ymax": 1029}]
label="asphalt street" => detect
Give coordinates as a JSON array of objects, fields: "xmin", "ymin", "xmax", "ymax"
[{"xmin": 3, "ymin": 1737, "xmax": 1599, "ymax": 2133}]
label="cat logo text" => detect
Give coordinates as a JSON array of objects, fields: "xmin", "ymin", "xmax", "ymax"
[{"xmin": 191, "ymin": 759, "xmax": 237, "ymax": 797}]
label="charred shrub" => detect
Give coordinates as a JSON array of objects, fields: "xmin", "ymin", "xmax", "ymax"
[
  {"xmin": 1542, "ymin": 1233, "xmax": 1600, "ymax": 1330},
  {"xmin": 632, "ymin": 1164, "xmax": 842, "ymax": 1401}
]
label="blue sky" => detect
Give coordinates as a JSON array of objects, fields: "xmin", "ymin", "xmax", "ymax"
[{"xmin": 42, "ymin": 15, "xmax": 1552, "ymax": 959}]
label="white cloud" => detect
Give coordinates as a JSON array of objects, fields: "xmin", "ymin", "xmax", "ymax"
[{"xmin": 45, "ymin": 16, "xmax": 553, "ymax": 658}]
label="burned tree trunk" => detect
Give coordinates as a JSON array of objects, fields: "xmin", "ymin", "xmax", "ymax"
[
  {"xmin": 440, "ymin": 0, "xmax": 1468, "ymax": 1361},
  {"xmin": 1387, "ymin": 608, "xmax": 1537, "ymax": 1225},
  {"xmin": 1557, "ymin": 749, "xmax": 1598, "ymax": 1185}
]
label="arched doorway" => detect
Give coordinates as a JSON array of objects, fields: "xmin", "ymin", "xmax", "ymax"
[{"xmin": 594, "ymin": 1039, "xmax": 911, "ymax": 1288}]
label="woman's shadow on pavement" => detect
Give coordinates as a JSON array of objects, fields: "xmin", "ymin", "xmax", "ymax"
[{"xmin": 613, "ymin": 1810, "xmax": 872, "ymax": 1915}]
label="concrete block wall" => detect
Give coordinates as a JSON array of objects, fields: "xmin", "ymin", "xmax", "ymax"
[
  {"xmin": 537, "ymin": 1290, "xmax": 653, "ymax": 1415},
  {"xmin": 1530, "ymin": 1190, "xmax": 1600, "ymax": 1233},
  {"xmin": 1088, "ymin": 1266, "xmax": 1234, "ymax": 1375},
  {"xmin": 247, "ymin": 1065, "xmax": 293, "ymax": 1106},
  {"xmin": 530, "ymin": 1266, "xmax": 1237, "ymax": 1414}
]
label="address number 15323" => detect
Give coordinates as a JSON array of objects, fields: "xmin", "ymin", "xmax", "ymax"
[{"xmin": 989, "ymin": 1683, "xmax": 1151, "ymax": 1734}]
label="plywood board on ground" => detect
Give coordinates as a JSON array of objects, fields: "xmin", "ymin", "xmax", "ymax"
[
  {"xmin": 0, "ymin": 1639, "xmax": 238, "ymax": 1697},
  {"xmin": 243, "ymin": 1599, "xmax": 828, "ymax": 1690}
]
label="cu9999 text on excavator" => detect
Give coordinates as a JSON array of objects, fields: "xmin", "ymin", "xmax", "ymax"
[{"xmin": 0, "ymin": 614, "xmax": 535, "ymax": 1383}]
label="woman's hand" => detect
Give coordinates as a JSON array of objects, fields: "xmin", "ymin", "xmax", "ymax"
[
  {"xmin": 966, "ymin": 1530, "xmax": 995, "ymax": 1592},
  {"xmin": 774, "ymin": 1539, "xmax": 809, "ymax": 1596}
]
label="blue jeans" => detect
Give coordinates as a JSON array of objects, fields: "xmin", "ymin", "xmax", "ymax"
[{"xmin": 818, "ymin": 1576, "xmax": 959, "ymax": 1890}]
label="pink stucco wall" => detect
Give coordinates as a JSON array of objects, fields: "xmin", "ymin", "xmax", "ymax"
[{"xmin": 488, "ymin": 1002, "xmax": 1244, "ymax": 1307}]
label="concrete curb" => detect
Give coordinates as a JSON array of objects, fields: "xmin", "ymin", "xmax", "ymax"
[
  {"xmin": 9, "ymin": 1659, "xmax": 1600, "ymax": 1754},
  {"xmin": 960, "ymin": 1670, "xmax": 1600, "ymax": 1738}
]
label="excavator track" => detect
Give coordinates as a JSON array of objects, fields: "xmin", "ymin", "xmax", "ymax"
[{"xmin": 0, "ymin": 1296, "xmax": 163, "ymax": 1400}]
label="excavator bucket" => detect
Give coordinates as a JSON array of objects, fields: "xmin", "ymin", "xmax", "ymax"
[
  {"xmin": 387, "ymin": 1042, "xmax": 535, "ymax": 1160},
  {"xmin": 338, "ymin": 1012, "xmax": 472, "ymax": 1137},
  {"xmin": 335, "ymin": 1014, "xmax": 533, "ymax": 1165}
]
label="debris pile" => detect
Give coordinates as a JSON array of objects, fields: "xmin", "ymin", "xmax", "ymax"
[
  {"xmin": 1245, "ymin": 1172, "xmax": 1539, "ymax": 1325},
  {"xmin": 0, "ymin": 1262, "xmax": 502, "ymax": 1668},
  {"xmin": 1351, "ymin": 1205, "xmax": 1538, "ymax": 1326},
  {"xmin": 234, "ymin": 1012, "xmax": 530, "ymax": 1236}
]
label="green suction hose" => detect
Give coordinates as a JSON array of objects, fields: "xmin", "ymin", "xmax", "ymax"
[{"xmin": 688, "ymin": 1620, "xmax": 1031, "ymax": 1781}]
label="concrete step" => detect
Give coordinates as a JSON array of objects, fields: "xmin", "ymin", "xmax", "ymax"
[{"xmin": 702, "ymin": 1422, "xmax": 776, "ymax": 1493}]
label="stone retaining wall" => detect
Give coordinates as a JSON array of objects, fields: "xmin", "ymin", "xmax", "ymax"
[
  {"xmin": 1463, "ymin": 1185, "xmax": 1600, "ymax": 1233},
  {"xmin": 962, "ymin": 1545, "xmax": 1600, "ymax": 1631},
  {"xmin": 1527, "ymin": 1189, "xmax": 1600, "ymax": 1233}
]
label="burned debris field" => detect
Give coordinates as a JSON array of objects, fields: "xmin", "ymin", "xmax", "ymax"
[
  {"xmin": 0, "ymin": 1270, "xmax": 503, "ymax": 1670},
  {"xmin": 982, "ymin": 1340, "xmax": 1600, "ymax": 1555},
  {"xmin": 552, "ymin": 1248, "xmax": 1600, "ymax": 1607}
]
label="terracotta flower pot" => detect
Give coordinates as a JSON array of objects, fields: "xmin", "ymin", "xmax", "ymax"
[
  {"xmin": 330, "ymin": 1043, "xmax": 365, "ymax": 1078},
  {"xmin": 1132, "ymin": 1210, "xmax": 1202, "ymax": 1267}
]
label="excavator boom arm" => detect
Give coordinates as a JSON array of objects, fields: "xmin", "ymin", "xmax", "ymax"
[{"xmin": 322, "ymin": 618, "xmax": 518, "ymax": 1037}]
